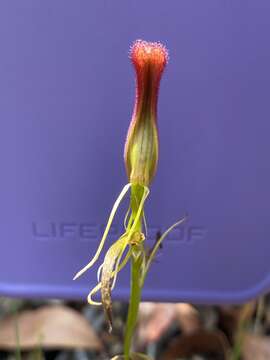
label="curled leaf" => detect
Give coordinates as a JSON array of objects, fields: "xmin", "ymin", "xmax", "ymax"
[
  {"xmin": 101, "ymin": 235, "xmax": 129, "ymax": 332},
  {"xmin": 73, "ymin": 183, "xmax": 131, "ymax": 280}
]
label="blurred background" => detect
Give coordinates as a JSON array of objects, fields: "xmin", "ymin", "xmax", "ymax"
[{"xmin": 0, "ymin": 296, "xmax": 269, "ymax": 359}]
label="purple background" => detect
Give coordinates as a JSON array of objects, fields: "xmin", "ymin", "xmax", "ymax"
[{"xmin": 0, "ymin": 1, "xmax": 270, "ymax": 303}]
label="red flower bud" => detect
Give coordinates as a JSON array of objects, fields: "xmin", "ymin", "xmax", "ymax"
[{"xmin": 124, "ymin": 40, "xmax": 168, "ymax": 186}]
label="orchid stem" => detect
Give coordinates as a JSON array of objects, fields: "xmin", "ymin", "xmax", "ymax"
[
  {"xmin": 124, "ymin": 184, "xmax": 145, "ymax": 359},
  {"xmin": 124, "ymin": 251, "xmax": 143, "ymax": 359}
]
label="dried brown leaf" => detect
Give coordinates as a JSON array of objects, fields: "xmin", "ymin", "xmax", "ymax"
[
  {"xmin": 138, "ymin": 303, "xmax": 176, "ymax": 344},
  {"xmin": 138, "ymin": 302, "xmax": 200, "ymax": 345},
  {"xmin": 0, "ymin": 305, "xmax": 102, "ymax": 350},
  {"xmin": 242, "ymin": 334, "xmax": 270, "ymax": 360},
  {"xmin": 174, "ymin": 303, "xmax": 200, "ymax": 334}
]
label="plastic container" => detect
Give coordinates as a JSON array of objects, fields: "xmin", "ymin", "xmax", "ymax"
[{"xmin": 0, "ymin": 0, "xmax": 270, "ymax": 303}]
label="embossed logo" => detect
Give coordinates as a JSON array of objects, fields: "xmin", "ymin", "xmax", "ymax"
[{"xmin": 32, "ymin": 221, "xmax": 206, "ymax": 244}]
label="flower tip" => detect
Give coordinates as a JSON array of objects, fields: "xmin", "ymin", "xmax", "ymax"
[{"xmin": 130, "ymin": 39, "xmax": 169, "ymax": 71}]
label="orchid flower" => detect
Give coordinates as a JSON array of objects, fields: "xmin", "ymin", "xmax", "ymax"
[{"xmin": 73, "ymin": 40, "xmax": 186, "ymax": 358}]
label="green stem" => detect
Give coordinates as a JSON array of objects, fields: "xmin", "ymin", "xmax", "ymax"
[
  {"xmin": 124, "ymin": 253, "xmax": 143, "ymax": 359},
  {"xmin": 124, "ymin": 183, "xmax": 145, "ymax": 360}
]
